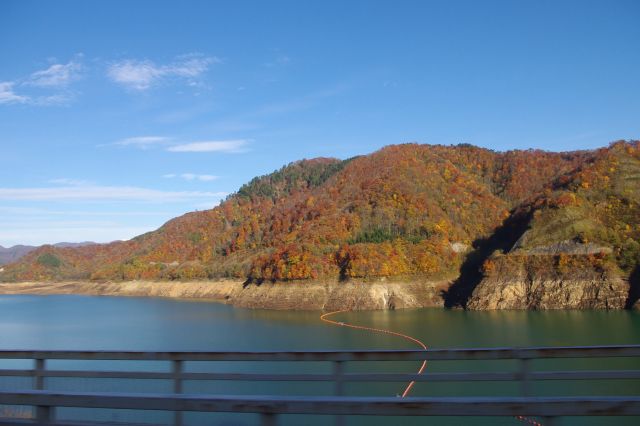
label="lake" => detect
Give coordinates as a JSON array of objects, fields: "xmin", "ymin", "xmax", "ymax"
[{"xmin": 1, "ymin": 295, "xmax": 639, "ymax": 425}]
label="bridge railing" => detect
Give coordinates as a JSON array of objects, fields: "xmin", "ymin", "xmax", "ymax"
[{"xmin": 1, "ymin": 345, "xmax": 639, "ymax": 425}]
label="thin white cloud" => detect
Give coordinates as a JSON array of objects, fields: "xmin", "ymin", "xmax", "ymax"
[
  {"xmin": 169, "ymin": 55, "xmax": 215, "ymax": 77},
  {"xmin": 264, "ymin": 54, "xmax": 291, "ymax": 68},
  {"xmin": 48, "ymin": 178, "xmax": 91, "ymax": 186},
  {"xmin": 0, "ymin": 89, "xmax": 75, "ymax": 107},
  {"xmin": 27, "ymin": 61, "xmax": 83, "ymax": 87},
  {"xmin": 0, "ymin": 82, "xmax": 28, "ymax": 105},
  {"xmin": 200, "ymin": 84, "xmax": 347, "ymax": 130},
  {"xmin": 164, "ymin": 173, "xmax": 219, "ymax": 181},
  {"xmin": 187, "ymin": 173, "xmax": 217, "ymax": 181},
  {"xmin": 107, "ymin": 60, "xmax": 161, "ymax": 91},
  {"xmin": 167, "ymin": 140, "xmax": 249, "ymax": 153},
  {"xmin": 0, "ymin": 185, "xmax": 228, "ymax": 202},
  {"xmin": 1, "ymin": 57, "xmax": 84, "ymax": 107},
  {"xmin": 114, "ymin": 136, "xmax": 171, "ymax": 147},
  {"xmin": 107, "ymin": 55, "xmax": 218, "ymax": 91},
  {"xmin": 255, "ymin": 86, "xmax": 347, "ymax": 116},
  {"xmin": 29, "ymin": 93, "xmax": 75, "ymax": 106},
  {"xmin": 109, "ymin": 136, "xmax": 249, "ymax": 154}
]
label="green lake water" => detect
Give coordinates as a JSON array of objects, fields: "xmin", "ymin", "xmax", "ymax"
[{"xmin": 0, "ymin": 295, "xmax": 639, "ymax": 425}]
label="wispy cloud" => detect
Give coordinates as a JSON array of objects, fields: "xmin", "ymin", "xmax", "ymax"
[
  {"xmin": 163, "ymin": 173, "xmax": 218, "ymax": 181},
  {"xmin": 200, "ymin": 84, "xmax": 348, "ymax": 133},
  {"xmin": 257, "ymin": 86, "xmax": 346, "ymax": 116},
  {"xmin": 107, "ymin": 54, "xmax": 218, "ymax": 91},
  {"xmin": 1, "ymin": 57, "xmax": 84, "ymax": 106},
  {"xmin": 27, "ymin": 60, "xmax": 83, "ymax": 87},
  {"xmin": 48, "ymin": 178, "xmax": 91, "ymax": 186},
  {"xmin": 0, "ymin": 185, "xmax": 228, "ymax": 202},
  {"xmin": 1, "ymin": 53, "xmax": 222, "ymax": 107},
  {"xmin": 0, "ymin": 82, "xmax": 29, "ymax": 105},
  {"xmin": 107, "ymin": 60, "xmax": 162, "ymax": 90},
  {"xmin": 113, "ymin": 136, "xmax": 171, "ymax": 148},
  {"xmin": 107, "ymin": 136, "xmax": 249, "ymax": 153},
  {"xmin": 30, "ymin": 93, "xmax": 75, "ymax": 106},
  {"xmin": 264, "ymin": 53, "xmax": 291, "ymax": 68},
  {"xmin": 167, "ymin": 140, "xmax": 249, "ymax": 153}
]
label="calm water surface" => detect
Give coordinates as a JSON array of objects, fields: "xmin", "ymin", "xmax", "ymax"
[{"xmin": 0, "ymin": 295, "xmax": 639, "ymax": 425}]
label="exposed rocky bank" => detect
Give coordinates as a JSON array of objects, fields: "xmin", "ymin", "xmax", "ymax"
[
  {"xmin": 467, "ymin": 275, "xmax": 629, "ymax": 310},
  {"xmin": 467, "ymin": 254, "xmax": 630, "ymax": 310},
  {"xmin": 0, "ymin": 279, "xmax": 448, "ymax": 310}
]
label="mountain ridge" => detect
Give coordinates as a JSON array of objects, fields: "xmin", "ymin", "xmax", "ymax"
[
  {"xmin": 0, "ymin": 242, "xmax": 96, "ymax": 266},
  {"xmin": 1, "ymin": 141, "xmax": 638, "ymax": 310}
]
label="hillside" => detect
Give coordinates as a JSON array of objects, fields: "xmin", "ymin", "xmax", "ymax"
[
  {"xmin": 467, "ymin": 141, "xmax": 640, "ymax": 309},
  {"xmin": 0, "ymin": 242, "xmax": 95, "ymax": 266},
  {"xmin": 1, "ymin": 141, "xmax": 638, "ymax": 309},
  {"xmin": 511, "ymin": 141, "xmax": 639, "ymax": 268}
]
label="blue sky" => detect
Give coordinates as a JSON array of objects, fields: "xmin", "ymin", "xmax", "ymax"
[{"xmin": 1, "ymin": 0, "xmax": 639, "ymax": 246}]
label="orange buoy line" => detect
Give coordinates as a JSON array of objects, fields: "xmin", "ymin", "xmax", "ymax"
[
  {"xmin": 320, "ymin": 309, "xmax": 543, "ymax": 425},
  {"xmin": 516, "ymin": 416, "xmax": 544, "ymax": 426},
  {"xmin": 320, "ymin": 309, "xmax": 427, "ymax": 398}
]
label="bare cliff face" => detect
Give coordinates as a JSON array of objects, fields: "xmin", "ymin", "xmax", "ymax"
[
  {"xmin": 467, "ymin": 274, "xmax": 628, "ymax": 310},
  {"xmin": 467, "ymin": 253, "xmax": 629, "ymax": 310},
  {"xmin": 0, "ymin": 279, "xmax": 448, "ymax": 311},
  {"xmin": 232, "ymin": 280, "xmax": 447, "ymax": 310}
]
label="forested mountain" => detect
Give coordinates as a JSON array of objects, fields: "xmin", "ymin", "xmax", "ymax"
[
  {"xmin": 0, "ymin": 242, "xmax": 95, "ymax": 266},
  {"xmin": 453, "ymin": 141, "xmax": 640, "ymax": 309},
  {"xmin": 506, "ymin": 141, "xmax": 640, "ymax": 271},
  {"xmin": 2, "ymin": 141, "xmax": 638, "ymax": 298},
  {"xmin": 0, "ymin": 245, "xmax": 36, "ymax": 266}
]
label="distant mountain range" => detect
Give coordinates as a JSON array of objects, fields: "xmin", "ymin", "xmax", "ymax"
[
  {"xmin": 0, "ymin": 242, "xmax": 95, "ymax": 266},
  {"xmin": 1, "ymin": 140, "xmax": 638, "ymax": 309}
]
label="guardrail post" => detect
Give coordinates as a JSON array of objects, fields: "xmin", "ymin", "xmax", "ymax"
[
  {"xmin": 261, "ymin": 412, "xmax": 278, "ymax": 426},
  {"xmin": 34, "ymin": 358, "xmax": 53, "ymax": 424},
  {"xmin": 173, "ymin": 359, "xmax": 183, "ymax": 426},
  {"xmin": 333, "ymin": 360, "xmax": 345, "ymax": 396},
  {"xmin": 36, "ymin": 405, "xmax": 52, "ymax": 425},
  {"xmin": 34, "ymin": 358, "xmax": 45, "ymax": 390},
  {"xmin": 519, "ymin": 356, "xmax": 531, "ymax": 397},
  {"xmin": 333, "ymin": 360, "xmax": 345, "ymax": 426}
]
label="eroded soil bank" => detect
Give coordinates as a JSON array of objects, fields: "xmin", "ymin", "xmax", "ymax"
[
  {"xmin": 0, "ymin": 280, "xmax": 448, "ymax": 310},
  {"xmin": 2, "ymin": 275, "xmax": 635, "ymax": 310}
]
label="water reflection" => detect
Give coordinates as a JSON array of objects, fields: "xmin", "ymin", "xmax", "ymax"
[{"xmin": 0, "ymin": 295, "xmax": 639, "ymax": 425}]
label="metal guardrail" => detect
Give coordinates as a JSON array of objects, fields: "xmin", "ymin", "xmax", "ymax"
[{"xmin": 0, "ymin": 345, "xmax": 639, "ymax": 425}]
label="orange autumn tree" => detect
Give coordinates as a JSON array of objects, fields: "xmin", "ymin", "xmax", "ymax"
[{"xmin": 2, "ymin": 141, "xmax": 637, "ymax": 283}]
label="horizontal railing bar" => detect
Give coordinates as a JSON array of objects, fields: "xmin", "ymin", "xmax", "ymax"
[
  {"xmin": 532, "ymin": 370, "xmax": 640, "ymax": 381},
  {"xmin": 2, "ymin": 369, "xmax": 639, "ymax": 383},
  {"xmin": 0, "ymin": 420, "xmax": 153, "ymax": 426},
  {"xmin": 0, "ymin": 369, "xmax": 173, "ymax": 380},
  {"xmin": 175, "ymin": 372, "xmax": 521, "ymax": 382},
  {"xmin": 0, "ymin": 422, "xmax": 90, "ymax": 426},
  {"xmin": 1, "ymin": 345, "xmax": 639, "ymax": 362},
  {"xmin": 1, "ymin": 391, "xmax": 640, "ymax": 416},
  {"xmin": 0, "ymin": 370, "xmax": 515, "ymax": 382},
  {"xmin": 0, "ymin": 369, "xmax": 34, "ymax": 377}
]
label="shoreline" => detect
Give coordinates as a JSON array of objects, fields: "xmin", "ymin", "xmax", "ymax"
[
  {"xmin": 0, "ymin": 280, "xmax": 448, "ymax": 311},
  {"xmin": 2, "ymin": 278, "xmax": 634, "ymax": 310}
]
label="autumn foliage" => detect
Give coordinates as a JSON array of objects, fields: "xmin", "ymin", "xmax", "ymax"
[{"xmin": 2, "ymin": 141, "xmax": 638, "ymax": 283}]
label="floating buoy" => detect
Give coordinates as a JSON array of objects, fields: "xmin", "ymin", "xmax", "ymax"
[{"xmin": 320, "ymin": 309, "xmax": 427, "ymax": 398}]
